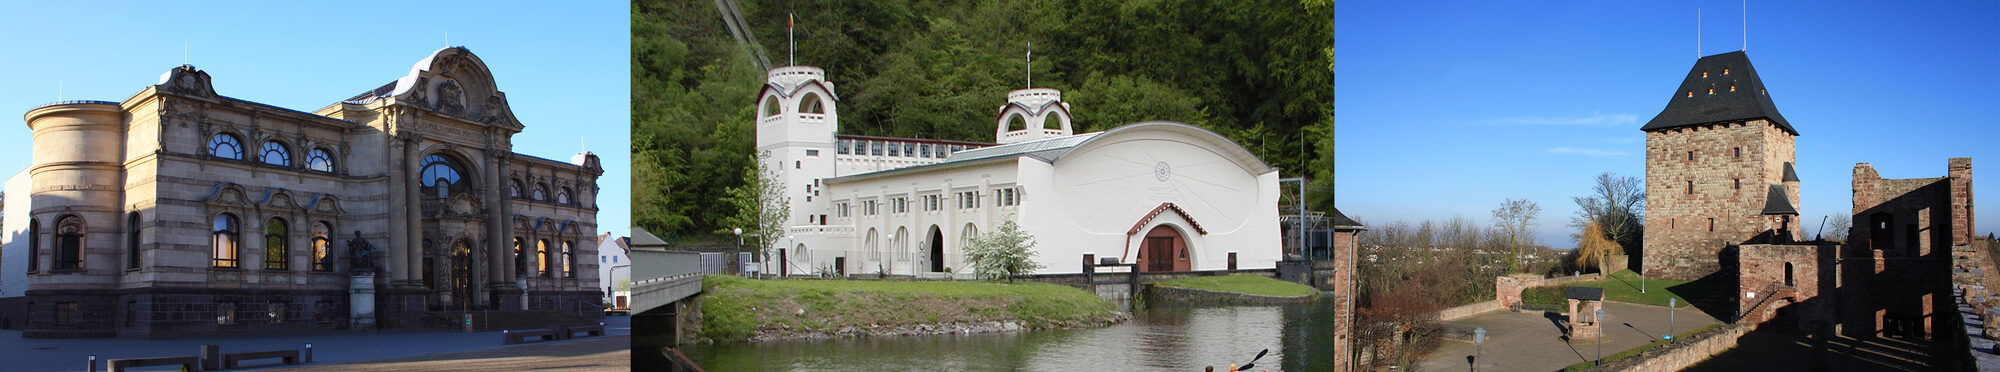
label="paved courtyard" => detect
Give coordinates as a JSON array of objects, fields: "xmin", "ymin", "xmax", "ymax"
[
  {"xmin": 0, "ymin": 316, "xmax": 630, "ymax": 372},
  {"xmin": 1412, "ymin": 301, "xmax": 1722, "ymax": 372}
]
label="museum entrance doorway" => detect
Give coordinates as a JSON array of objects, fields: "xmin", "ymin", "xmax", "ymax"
[
  {"xmin": 929, "ymin": 226, "xmax": 946, "ymax": 272},
  {"xmin": 1140, "ymin": 225, "xmax": 1190, "ymax": 272},
  {"xmin": 449, "ymin": 239, "xmax": 477, "ymax": 310}
]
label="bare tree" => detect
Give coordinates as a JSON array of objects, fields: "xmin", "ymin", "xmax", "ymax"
[
  {"xmin": 1571, "ymin": 173, "xmax": 1645, "ymax": 255},
  {"xmin": 1492, "ymin": 199, "xmax": 1541, "ymax": 273},
  {"xmin": 1822, "ymin": 213, "xmax": 1852, "ymax": 242}
]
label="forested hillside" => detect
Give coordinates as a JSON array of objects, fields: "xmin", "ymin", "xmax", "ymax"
[{"xmin": 634, "ymin": 0, "xmax": 1334, "ymax": 242}]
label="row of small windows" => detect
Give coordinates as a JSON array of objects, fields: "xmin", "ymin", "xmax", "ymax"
[
  {"xmin": 833, "ymin": 188, "xmax": 1022, "ymax": 218},
  {"xmin": 512, "ymin": 237, "xmax": 579, "ymax": 278},
  {"xmin": 1678, "ymin": 147, "xmax": 1745, "ymax": 162},
  {"xmin": 506, "ymin": 179, "xmax": 579, "ymax": 205},
  {"xmin": 835, "ymin": 139, "xmax": 968, "ymax": 159},
  {"xmin": 210, "ymin": 214, "xmax": 335, "ymax": 271},
  {"xmin": 208, "ymin": 133, "xmax": 336, "ymax": 172}
]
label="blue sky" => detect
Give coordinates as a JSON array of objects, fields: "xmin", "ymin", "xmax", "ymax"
[
  {"xmin": 1337, "ymin": 1, "xmax": 2000, "ymax": 247},
  {"xmin": 0, "ymin": 2, "xmax": 631, "ymax": 238}
]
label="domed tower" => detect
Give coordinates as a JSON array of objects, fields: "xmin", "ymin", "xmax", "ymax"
[
  {"xmin": 754, "ymin": 66, "xmax": 839, "ymax": 226},
  {"xmin": 22, "ymin": 98, "xmax": 127, "ymax": 337},
  {"xmin": 994, "ymin": 88, "xmax": 1072, "ymax": 144}
]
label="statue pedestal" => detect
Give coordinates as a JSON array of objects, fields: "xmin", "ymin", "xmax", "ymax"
[{"xmin": 351, "ymin": 272, "xmax": 377, "ymax": 330}]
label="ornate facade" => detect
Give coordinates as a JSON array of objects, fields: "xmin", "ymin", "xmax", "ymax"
[{"xmin": 0, "ymin": 47, "xmax": 603, "ymax": 338}]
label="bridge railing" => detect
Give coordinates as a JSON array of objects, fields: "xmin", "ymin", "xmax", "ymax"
[{"xmin": 633, "ymin": 250, "xmax": 703, "ymax": 282}]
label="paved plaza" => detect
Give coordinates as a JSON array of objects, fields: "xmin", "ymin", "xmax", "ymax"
[
  {"xmin": 0, "ymin": 316, "xmax": 630, "ymax": 372},
  {"xmin": 1412, "ymin": 301, "xmax": 1722, "ymax": 372}
]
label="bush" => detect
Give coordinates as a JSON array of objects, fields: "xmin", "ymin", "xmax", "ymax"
[{"xmin": 1520, "ymin": 285, "xmax": 1570, "ymax": 308}]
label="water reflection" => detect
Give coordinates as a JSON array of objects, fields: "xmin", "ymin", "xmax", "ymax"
[{"xmin": 639, "ymin": 299, "xmax": 1345, "ymax": 371}]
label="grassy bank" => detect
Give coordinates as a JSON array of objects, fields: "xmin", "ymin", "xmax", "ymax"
[
  {"xmin": 698, "ymin": 275, "xmax": 1121, "ymax": 342},
  {"xmin": 1564, "ymin": 270, "xmax": 1730, "ymax": 308},
  {"xmin": 1151, "ymin": 274, "xmax": 1319, "ymax": 298}
]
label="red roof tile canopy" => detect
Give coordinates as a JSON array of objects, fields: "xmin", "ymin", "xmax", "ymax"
[{"xmin": 1127, "ymin": 202, "xmax": 1209, "ymax": 236}]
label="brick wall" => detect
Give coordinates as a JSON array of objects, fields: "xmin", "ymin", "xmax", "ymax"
[
  {"xmin": 1643, "ymin": 119, "xmax": 1797, "ymax": 281},
  {"xmin": 1737, "ymin": 243, "xmax": 1824, "ymax": 325}
]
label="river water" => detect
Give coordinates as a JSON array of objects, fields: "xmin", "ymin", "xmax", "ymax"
[{"xmin": 637, "ymin": 298, "xmax": 1345, "ymax": 371}]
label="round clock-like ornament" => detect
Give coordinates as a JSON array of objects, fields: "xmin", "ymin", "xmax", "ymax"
[{"xmin": 1154, "ymin": 161, "xmax": 1171, "ymax": 182}]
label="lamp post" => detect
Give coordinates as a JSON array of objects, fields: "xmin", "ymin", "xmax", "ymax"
[
  {"xmin": 733, "ymin": 227, "xmax": 744, "ymax": 277},
  {"xmin": 1473, "ymin": 327, "xmax": 1486, "ymax": 372},
  {"xmin": 1595, "ymin": 309, "xmax": 1606, "ymax": 365},
  {"xmin": 886, "ymin": 233, "xmax": 897, "ymax": 276},
  {"xmin": 1668, "ymin": 298, "xmax": 1676, "ymax": 343}
]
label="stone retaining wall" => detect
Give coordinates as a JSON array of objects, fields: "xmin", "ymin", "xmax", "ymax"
[
  {"xmin": 1585, "ymin": 324, "xmax": 1751, "ymax": 371},
  {"xmin": 1145, "ymin": 285, "xmax": 1317, "ymax": 306},
  {"xmin": 1439, "ymin": 300, "xmax": 1502, "ymax": 321}
]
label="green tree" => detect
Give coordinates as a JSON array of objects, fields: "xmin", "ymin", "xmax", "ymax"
[
  {"xmin": 719, "ymin": 152, "xmax": 789, "ymax": 266},
  {"xmin": 964, "ymin": 215, "xmax": 1043, "ymax": 282}
]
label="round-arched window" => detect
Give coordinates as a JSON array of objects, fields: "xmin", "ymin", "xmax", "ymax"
[
  {"xmin": 533, "ymin": 183, "xmax": 548, "ymax": 201},
  {"xmin": 508, "ymin": 179, "xmax": 524, "ymax": 198},
  {"xmin": 556, "ymin": 187, "xmax": 573, "ymax": 204},
  {"xmin": 420, "ymin": 154, "xmax": 470, "ymax": 197},
  {"xmin": 261, "ymin": 141, "xmax": 291, "ymax": 166},
  {"xmin": 209, "ymin": 133, "xmax": 244, "ymax": 160},
  {"xmin": 306, "ymin": 148, "xmax": 335, "ymax": 172}
]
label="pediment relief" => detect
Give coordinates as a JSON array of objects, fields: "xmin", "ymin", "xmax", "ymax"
[
  {"xmin": 304, "ymin": 194, "xmax": 347, "ymax": 215},
  {"xmin": 259, "ymin": 189, "xmax": 299, "ymax": 212},
  {"xmin": 384, "ymin": 48, "xmax": 522, "ymax": 130},
  {"xmin": 202, "ymin": 183, "xmax": 252, "ymax": 207},
  {"xmin": 435, "ymin": 193, "xmax": 486, "ymax": 220},
  {"xmin": 157, "ymin": 65, "xmax": 218, "ymax": 99}
]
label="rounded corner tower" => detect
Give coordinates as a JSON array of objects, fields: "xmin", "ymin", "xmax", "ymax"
[
  {"xmin": 995, "ymin": 88, "xmax": 1072, "ymax": 144},
  {"xmin": 755, "ymin": 65, "xmax": 840, "ymax": 226}
]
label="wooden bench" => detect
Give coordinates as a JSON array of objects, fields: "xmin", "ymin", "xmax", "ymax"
[
  {"xmin": 108, "ymin": 356, "xmax": 202, "ymax": 372},
  {"xmin": 221, "ymin": 349, "xmax": 300, "ymax": 369},
  {"xmin": 503, "ymin": 328, "xmax": 559, "ymax": 344},
  {"xmin": 565, "ymin": 324, "xmax": 606, "ymax": 339}
]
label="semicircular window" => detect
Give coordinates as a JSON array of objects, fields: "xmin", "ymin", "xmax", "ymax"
[
  {"xmin": 209, "ymin": 133, "xmax": 244, "ymax": 160},
  {"xmin": 306, "ymin": 148, "xmax": 335, "ymax": 172},
  {"xmin": 556, "ymin": 187, "xmax": 573, "ymax": 205},
  {"xmin": 420, "ymin": 154, "xmax": 470, "ymax": 197},
  {"xmin": 261, "ymin": 141, "xmax": 291, "ymax": 166}
]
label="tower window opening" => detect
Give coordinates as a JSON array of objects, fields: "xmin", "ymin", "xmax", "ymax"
[
  {"xmin": 1687, "ymin": 180, "xmax": 1694, "ymax": 195},
  {"xmin": 1724, "ymin": 68, "xmax": 1730, "ymax": 75},
  {"xmin": 1708, "ymin": 88, "xmax": 1715, "ymax": 95},
  {"xmin": 1708, "ymin": 218, "xmax": 1715, "ymax": 232},
  {"xmin": 1702, "ymin": 72, "xmax": 1709, "ymax": 78},
  {"xmin": 1730, "ymin": 85, "xmax": 1736, "ymax": 92},
  {"xmin": 1687, "ymin": 92, "xmax": 1694, "ymax": 98},
  {"xmin": 1734, "ymin": 179, "xmax": 1741, "ymax": 190}
]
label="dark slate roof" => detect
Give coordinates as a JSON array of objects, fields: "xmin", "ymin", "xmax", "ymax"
[
  {"xmin": 1782, "ymin": 162, "xmax": 1800, "ymax": 182},
  {"xmin": 630, "ymin": 227, "xmax": 669, "ymax": 248},
  {"xmin": 344, "ymin": 80, "xmax": 400, "ymax": 104},
  {"xmin": 1761, "ymin": 185, "xmax": 1800, "ymax": 215},
  {"xmin": 1641, "ymin": 51, "xmax": 1796, "ymax": 135},
  {"xmin": 1330, "ymin": 208, "xmax": 1366, "ymax": 230},
  {"xmin": 1565, "ymin": 286, "xmax": 1605, "ymax": 300}
]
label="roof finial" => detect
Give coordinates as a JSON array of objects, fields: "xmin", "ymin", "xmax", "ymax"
[
  {"xmin": 1742, "ymin": 0, "xmax": 1748, "ymax": 52},
  {"xmin": 1697, "ymin": 8, "xmax": 1702, "ymax": 58},
  {"xmin": 1026, "ymin": 42, "xmax": 1033, "ymax": 89}
]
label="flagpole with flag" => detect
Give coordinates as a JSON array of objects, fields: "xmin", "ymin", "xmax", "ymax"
[{"xmin": 788, "ymin": 13, "xmax": 795, "ymax": 66}]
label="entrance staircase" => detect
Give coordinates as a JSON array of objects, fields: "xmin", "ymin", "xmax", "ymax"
[{"xmin": 419, "ymin": 310, "xmax": 602, "ymax": 331}]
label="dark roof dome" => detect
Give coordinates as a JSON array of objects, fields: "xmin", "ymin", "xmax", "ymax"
[
  {"xmin": 1641, "ymin": 51, "xmax": 1796, "ymax": 135},
  {"xmin": 1761, "ymin": 185, "xmax": 1800, "ymax": 215}
]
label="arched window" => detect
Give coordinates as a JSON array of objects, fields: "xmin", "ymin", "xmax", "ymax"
[
  {"xmin": 1006, "ymin": 114, "xmax": 1028, "ymax": 131},
  {"xmin": 265, "ymin": 218, "xmax": 289, "ymax": 270},
  {"xmin": 763, "ymin": 98, "xmax": 781, "ymax": 117},
  {"xmin": 533, "ymin": 183, "xmax": 548, "ymax": 201},
  {"xmin": 128, "ymin": 212, "xmax": 142, "ymax": 269},
  {"xmin": 311, "ymin": 222, "xmax": 332, "ymax": 271},
  {"xmin": 420, "ymin": 154, "xmax": 469, "ymax": 198},
  {"xmin": 306, "ymin": 148, "xmax": 335, "ymax": 172},
  {"xmin": 261, "ymin": 141, "xmax": 291, "ymax": 166},
  {"xmin": 961, "ymin": 223, "xmax": 979, "ymax": 248},
  {"xmin": 556, "ymin": 188, "xmax": 573, "ymax": 205},
  {"xmin": 27, "ymin": 218, "xmax": 40, "ymax": 272},
  {"xmin": 513, "ymin": 237, "xmax": 527, "ymax": 276},
  {"xmin": 55, "ymin": 216, "xmax": 84, "ymax": 270},
  {"xmin": 562, "ymin": 241, "xmax": 576, "ymax": 278},
  {"xmin": 212, "ymin": 214, "xmax": 239, "ymax": 268},
  {"xmin": 508, "ymin": 179, "xmax": 523, "ymax": 198},
  {"xmin": 800, "ymin": 93, "xmax": 825, "ymax": 114},
  {"xmin": 537, "ymin": 239, "xmax": 552, "ymax": 277},
  {"xmin": 209, "ymin": 133, "xmax": 244, "ymax": 160}
]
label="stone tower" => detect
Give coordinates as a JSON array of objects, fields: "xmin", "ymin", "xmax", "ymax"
[
  {"xmin": 994, "ymin": 88, "xmax": 1072, "ymax": 144},
  {"xmin": 1641, "ymin": 51, "xmax": 1801, "ymax": 281},
  {"xmin": 755, "ymin": 66, "xmax": 840, "ymax": 226}
]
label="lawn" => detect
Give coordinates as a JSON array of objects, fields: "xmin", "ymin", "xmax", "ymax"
[
  {"xmin": 1150, "ymin": 274, "xmax": 1320, "ymax": 298},
  {"xmin": 1561, "ymin": 269, "xmax": 1727, "ymax": 308},
  {"xmin": 698, "ymin": 275, "xmax": 1119, "ymax": 342}
]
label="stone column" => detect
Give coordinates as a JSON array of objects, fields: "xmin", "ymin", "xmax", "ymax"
[
  {"xmin": 388, "ymin": 139, "xmax": 409, "ymax": 284},
  {"xmin": 350, "ymin": 272, "xmax": 376, "ymax": 330},
  {"xmin": 404, "ymin": 136, "xmax": 424, "ymax": 287},
  {"xmin": 485, "ymin": 152, "xmax": 506, "ymax": 304}
]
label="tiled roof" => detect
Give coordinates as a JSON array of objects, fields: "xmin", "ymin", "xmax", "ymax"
[{"xmin": 1641, "ymin": 51, "xmax": 1796, "ymax": 135}]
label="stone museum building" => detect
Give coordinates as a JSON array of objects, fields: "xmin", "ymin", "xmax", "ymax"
[
  {"xmin": 0, "ymin": 47, "xmax": 604, "ymax": 338},
  {"xmin": 754, "ymin": 64, "xmax": 1284, "ymax": 278}
]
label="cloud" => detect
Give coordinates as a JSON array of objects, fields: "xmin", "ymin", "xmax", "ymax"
[
  {"xmin": 1485, "ymin": 111, "xmax": 1640, "ymax": 127},
  {"xmin": 1546, "ymin": 147, "xmax": 1631, "ymax": 157}
]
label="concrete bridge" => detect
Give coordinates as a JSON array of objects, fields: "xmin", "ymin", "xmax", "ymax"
[{"xmin": 631, "ymin": 250, "xmax": 704, "ymax": 315}]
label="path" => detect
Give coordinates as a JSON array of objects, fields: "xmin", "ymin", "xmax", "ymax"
[
  {"xmin": 1412, "ymin": 301, "xmax": 1722, "ymax": 372},
  {"xmin": 0, "ymin": 316, "xmax": 629, "ymax": 372}
]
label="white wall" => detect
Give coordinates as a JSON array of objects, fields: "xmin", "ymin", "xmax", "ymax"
[{"xmin": 2, "ymin": 169, "xmax": 31, "ymax": 297}]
